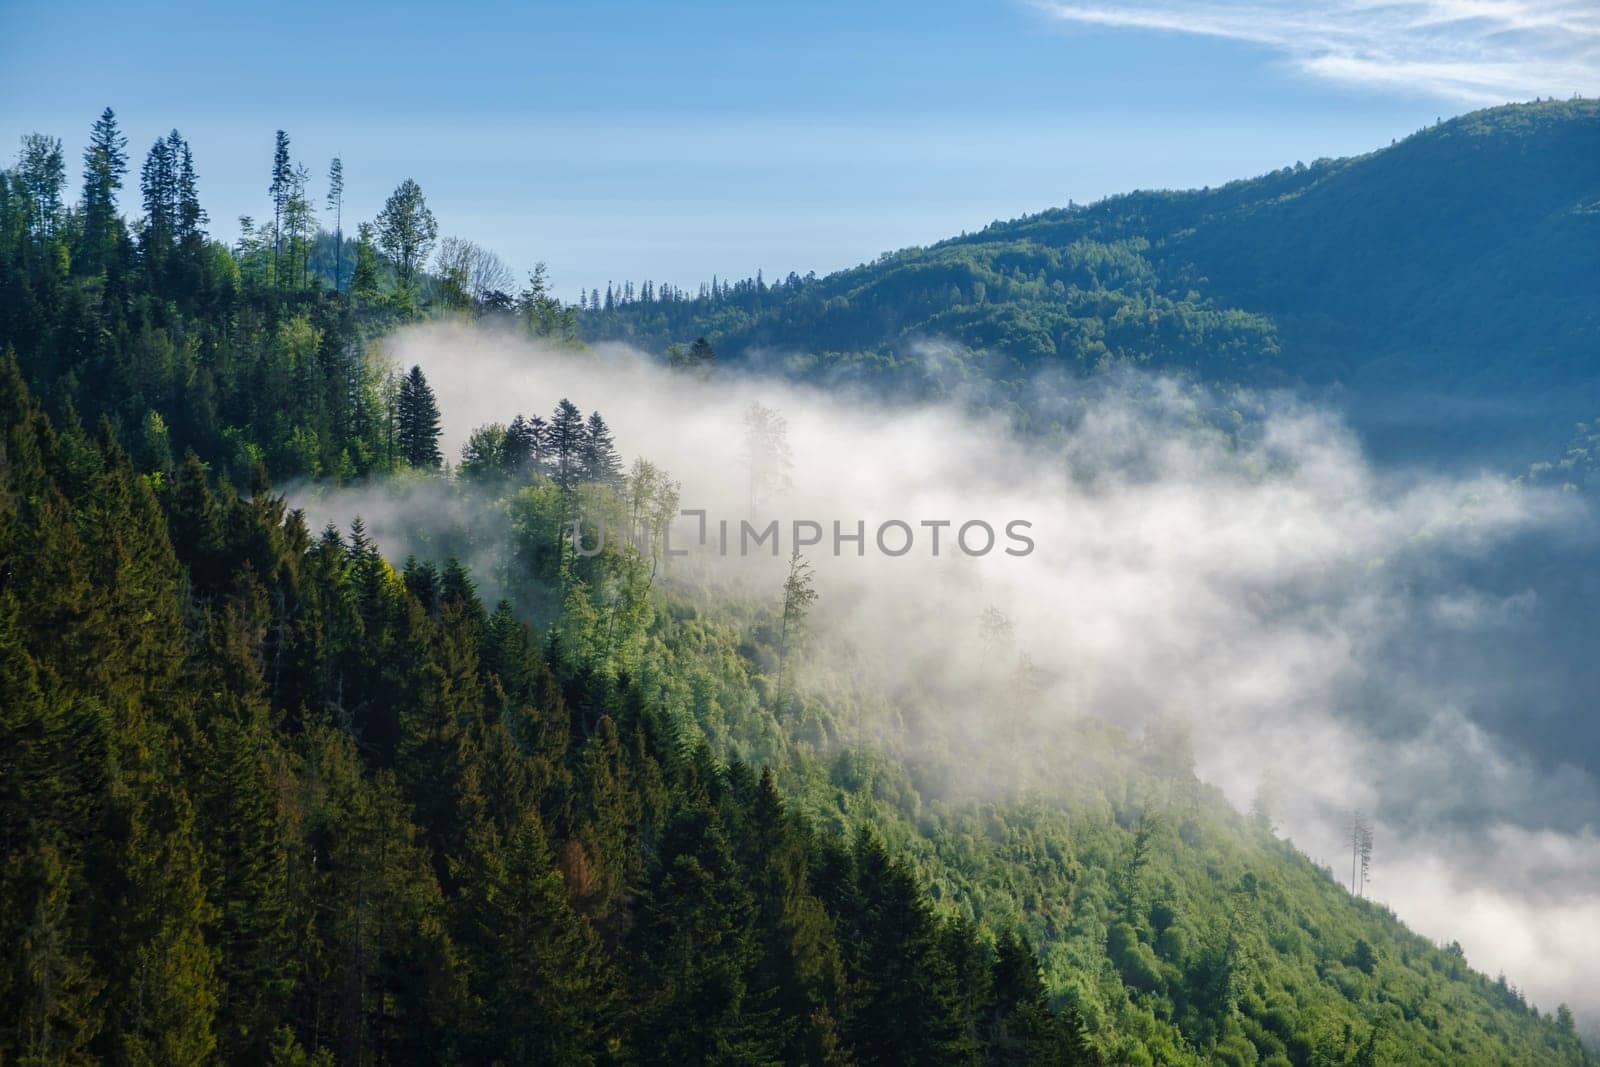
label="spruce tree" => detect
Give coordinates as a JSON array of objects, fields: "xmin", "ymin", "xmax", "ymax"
[
  {"xmin": 547, "ymin": 398, "xmax": 585, "ymax": 493},
  {"xmin": 166, "ymin": 453, "xmax": 226, "ymax": 596},
  {"xmin": 0, "ymin": 842, "xmax": 104, "ymax": 1062},
  {"xmin": 78, "ymin": 107, "xmax": 127, "ymax": 274},
  {"xmin": 139, "ymin": 134, "xmax": 178, "ymax": 278},
  {"xmin": 580, "ymin": 410, "xmax": 622, "ymax": 485},
  {"xmin": 176, "ymin": 138, "xmax": 204, "ymax": 243},
  {"xmin": 988, "ymin": 929, "xmax": 1101, "ymax": 1064},
  {"xmin": 395, "ymin": 603, "xmax": 488, "ymax": 885},
  {"xmin": 17, "ymin": 133, "xmax": 66, "ymax": 247},
  {"xmin": 269, "ymin": 130, "xmax": 291, "ymax": 285},
  {"xmin": 503, "ymin": 413, "xmax": 547, "ymax": 475},
  {"xmin": 839, "ymin": 830, "xmax": 976, "ymax": 1066},
  {"xmin": 351, "ymin": 221, "xmax": 380, "ymax": 299},
  {"xmin": 395, "ymin": 365, "xmax": 442, "ymax": 468},
  {"xmin": 326, "ymin": 156, "xmax": 344, "ymax": 290},
  {"xmin": 737, "ymin": 768, "xmax": 848, "ymax": 1063},
  {"xmin": 300, "ymin": 727, "xmax": 461, "ymax": 1064},
  {"xmin": 191, "ymin": 598, "xmax": 296, "ymax": 1062},
  {"xmin": 629, "ymin": 804, "xmax": 778, "ymax": 1064},
  {"xmin": 101, "ymin": 785, "xmax": 221, "ymax": 1066},
  {"xmin": 458, "ymin": 809, "xmax": 617, "ymax": 1064}
]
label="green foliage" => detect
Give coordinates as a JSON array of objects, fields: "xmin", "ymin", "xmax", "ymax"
[
  {"xmin": 0, "ymin": 103, "xmax": 1590, "ymax": 1067},
  {"xmin": 584, "ymin": 100, "xmax": 1600, "ymax": 454},
  {"xmin": 375, "ymin": 178, "xmax": 437, "ymax": 291},
  {"xmin": 396, "ymin": 363, "xmax": 442, "ymax": 469},
  {"xmin": 0, "ymin": 359, "xmax": 1122, "ymax": 1065}
]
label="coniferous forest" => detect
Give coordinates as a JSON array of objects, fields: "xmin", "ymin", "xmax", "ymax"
[{"xmin": 1, "ymin": 105, "xmax": 1594, "ymax": 1067}]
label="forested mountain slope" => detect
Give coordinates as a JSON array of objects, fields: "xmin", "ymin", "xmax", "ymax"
[
  {"xmin": 582, "ymin": 99, "xmax": 1600, "ymax": 459},
  {"xmin": 0, "ymin": 107, "xmax": 1590, "ymax": 1065}
]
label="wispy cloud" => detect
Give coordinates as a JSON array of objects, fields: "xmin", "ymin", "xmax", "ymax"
[{"xmin": 1031, "ymin": 0, "xmax": 1600, "ymax": 102}]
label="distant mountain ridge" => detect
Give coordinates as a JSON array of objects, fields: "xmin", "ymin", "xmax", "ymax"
[{"xmin": 583, "ymin": 99, "xmax": 1600, "ymax": 462}]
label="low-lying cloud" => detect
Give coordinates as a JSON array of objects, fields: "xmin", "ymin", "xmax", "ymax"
[{"xmin": 308, "ymin": 320, "xmax": 1600, "ymax": 1027}]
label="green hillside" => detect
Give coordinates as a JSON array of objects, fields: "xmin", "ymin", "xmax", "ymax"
[
  {"xmin": 582, "ymin": 99, "xmax": 1600, "ymax": 457},
  {"xmin": 0, "ymin": 107, "xmax": 1591, "ymax": 1065}
]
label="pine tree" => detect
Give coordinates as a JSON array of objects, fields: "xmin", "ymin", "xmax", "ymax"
[
  {"xmin": 503, "ymin": 413, "xmax": 545, "ymax": 475},
  {"xmin": 0, "ymin": 841, "xmax": 104, "ymax": 1062},
  {"xmin": 77, "ymin": 432, "xmax": 189, "ymax": 703},
  {"xmin": 838, "ymin": 830, "xmax": 975, "ymax": 1066},
  {"xmin": 166, "ymin": 453, "xmax": 226, "ymax": 596},
  {"xmin": 629, "ymin": 803, "xmax": 778, "ymax": 1064},
  {"xmin": 139, "ymin": 133, "xmax": 178, "ymax": 277},
  {"xmin": 481, "ymin": 601, "xmax": 571, "ymax": 821},
  {"xmin": 736, "ymin": 768, "xmax": 848, "ymax": 1063},
  {"xmin": 350, "ymin": 221, "xmax": 380, "ymax": 299},
  {"xmin": 547, "ymin": 398, "xmax": 585, "ymax": 493},
  {"xmin": 191, "ymin": 596, "xmax": 296, "ymax": 1062},
  {"xmin": 458, "ymin": 809, "xmax": 617, "ymax": 1064},
  {"xmin": 17, "ymin": 133, "xmax": 66, "ymax": 247},
  {"xmin": 78, "ymin": 107, "xmax": 127, "ymax": 274},
  {"xmin": 326, "ymin": 156, "xmax": 345, "ymax": 290},
  {"xmin": 101, "ymin": 785, "xmax": 221, "ymax": 1066},
  {"xmin": 580, "ymin": 410, "xmax": 622, "ymax": 485},
  {"xmin": 1349, "ymin": 811, "xmax": 1374, "ymax": 897},
  {"xmin": 567, "ymin": 717, "xmax": 638, "ymax": 929},
  {"xmin": 395, "ymin": 365, "xmax": 442, "ymax": 468},
  {"xmin": 395, "ymin": 603, "xmax": 488, "ymax": 887},
  {"xmin": 0, "ymin": 589, "xmax": 105, "ymax": 864},
  {"xmin": 300, "ymin": 727, "xmax": 462, "ymax": 1064},
  {"xmin": 285, "ymin": 162, "xmax": 315, "ymax": 289},
  {"xmin": 176, "ymin": 138, "xmax": 204, "ymax": 243},
  {"xmin": 269, "ymin": 130, "xmax": 291, "ymax": 286}
]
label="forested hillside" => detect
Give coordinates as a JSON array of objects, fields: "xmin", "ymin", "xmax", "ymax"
[
  {"xmin": 0, "ymin": 108, "xmax": 1590, "ymax": 1065},
  {"xmin": 581, "ymin": 99, "xmax": 1600, "ymax": 459}
]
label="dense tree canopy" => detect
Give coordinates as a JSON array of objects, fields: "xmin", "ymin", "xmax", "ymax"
[{"xmin": 0, "ymin": 105, "xmax": 1590, "ymax": 1066}]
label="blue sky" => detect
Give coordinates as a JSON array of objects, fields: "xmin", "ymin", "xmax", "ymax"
[{"xmin": 2, "ymin": 0, "xmax": 1593, "ymax": 298}]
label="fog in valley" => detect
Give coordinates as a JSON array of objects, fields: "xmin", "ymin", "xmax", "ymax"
[{"xmin": 298, "ymin": 321, "xmax": 1600, "ymax": 1024}]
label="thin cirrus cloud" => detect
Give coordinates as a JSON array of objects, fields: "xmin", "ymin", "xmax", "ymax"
[{"xmin": 1029, "ymin": 0, "xmax": 1600, "ymax": 102}]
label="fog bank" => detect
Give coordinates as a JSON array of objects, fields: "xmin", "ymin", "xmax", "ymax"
[{"xmin": 308, "ymin": 321, "xmax": 1598, "ymax": 1024}]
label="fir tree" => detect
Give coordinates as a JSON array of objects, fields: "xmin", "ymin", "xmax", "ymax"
[
  {"xmin": 838, "ymin": 830, "xmax": 976, "ymax": 1066},
  {"xmin": 268, "ymin": 130, "xmax": 291, "ymax": 286},
  {"xmin": 139, "ymin": 133, "xmax": 178, "ymax": 276},
  {"xmin": 78, "ymin": 107, "xmax": 127, "ymax": 274},
  {"xmin": 503, "ymin": 413, "xmax": 546, "ymax": 475},
  {"xmin": 351, "ymin": 221, "xmax": 380, "ymax": 299},
  {"xmin": 191, "ymin": 597, "xmax": 296, "ymax": 1062},
  {"xmin": 395, "ymin": 365, "xmax": 442, "ymax": 468},
  {"xmin": 580, "ymin": 410, "xmax": 622, "ymax": 485},
  {"xmin": 458, "ymin": 810, "xmax": 617, "ymax": 1064},
  {"xmin": 101, "ymin": 786, "xmax": 221, "ymax": 1066},
  {"xmin": 0, "ymin": 841, "xmax": 104, "ymax": 1062},
  {"xmin": 17, "ymin": 133, "xmax": 66, "ymax": 246},
  {"xmin": 326, "ymin": 156, "xmax": 345, "ymax": 290},
  {"xmin": 630, "ymin": 804, "xmax": 779, "ymax": 1064},
  {"xmin": 547, "ymin": 398, "xmax": 585, "ymax": 493},
  {"xmin": 176, "ymin": 137, "xmax": 204, "ymax": 242}
]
